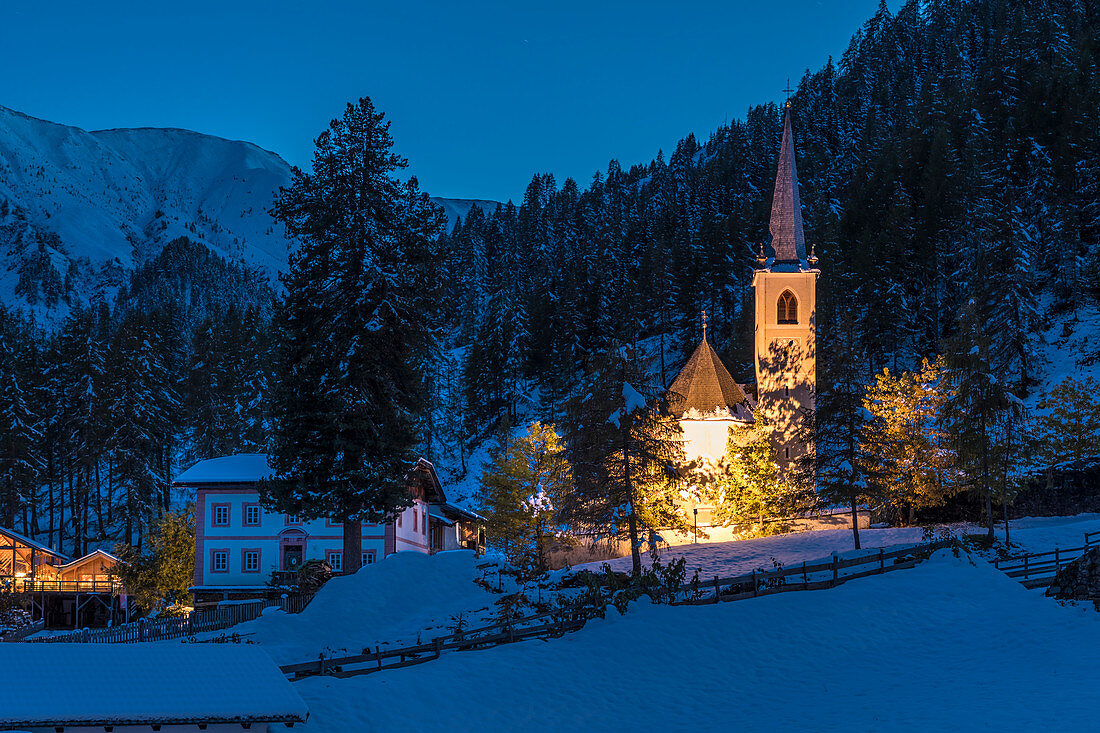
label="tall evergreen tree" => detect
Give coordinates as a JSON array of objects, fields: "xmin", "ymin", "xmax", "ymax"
[{"xmin": 263, "ymin": 97, "xmax": 445, "ymax": 574}]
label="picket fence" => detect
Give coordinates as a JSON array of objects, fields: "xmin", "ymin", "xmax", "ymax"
[
  {"xmin": 25, "ymin": 593, "xmax": 315, "ymax": 644},
  {"xmin": 278, "ymin": 540, "xmax": 949, "ymax": 682}
]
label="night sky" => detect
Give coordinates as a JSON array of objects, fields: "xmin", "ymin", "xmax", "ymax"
[{"xmin": 0, "ymin": 0, "xmax": 898, "ymax": 202}]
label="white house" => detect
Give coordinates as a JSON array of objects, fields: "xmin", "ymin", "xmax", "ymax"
[{"xmin": 176, "ymin": 454, "xmax": 483, "ymax": 606}]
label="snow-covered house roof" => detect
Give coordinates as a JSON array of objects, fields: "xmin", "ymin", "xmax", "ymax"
[
  {"xmin": 0, "ymin": 525, "xmax": 68, "ymax": 561},
  {"xmin": 55, "ymin": 548, "xmax": 121, "ymax": 572},
  {"xmin": 667, "ymin": 338, "xmax": 752, "ymax": 420},
  {"xmin": 173, "ymin": 453, "xmax": 273, "ymax": 485},
  {"xmin": 0, "ymin": 643, "xmax": 307, "ymax": 727}
]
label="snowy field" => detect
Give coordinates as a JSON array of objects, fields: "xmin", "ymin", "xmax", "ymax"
[
  {"xmin": 579, "ymin": 513, "xmax": 1100, "ymax": 578},
  {"xmin": 295, "ymin": 551, "xmax": 1100, "ymax": 732}
]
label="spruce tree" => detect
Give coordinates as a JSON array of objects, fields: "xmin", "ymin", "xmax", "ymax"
[{"xmin": 264, "ymin": 97, "xmax": 445, "ymax": 574}]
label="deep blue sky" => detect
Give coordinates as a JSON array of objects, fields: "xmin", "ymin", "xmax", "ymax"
[{"xmin": 0, "ymin": 1, "xmax": 896, "ymax": 203}]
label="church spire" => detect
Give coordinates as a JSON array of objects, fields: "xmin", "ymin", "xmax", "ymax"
[{"xmin": 768, "ymin": 104, "xmax": 807, "ymax": 264}]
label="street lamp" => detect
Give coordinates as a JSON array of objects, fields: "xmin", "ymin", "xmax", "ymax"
[{"xmin": 693, "ymin": 508, "xmax": 698, "ymax": 544}]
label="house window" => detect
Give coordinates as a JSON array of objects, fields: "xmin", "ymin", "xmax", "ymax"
[
  {"xmin": 242, "ymin": 549, "xmax": 260, "ymax": 573},
  {"xmin": 327, "ymin": 551, "xmax": 342, "ymax": 572},
  {"xmin": 212, "ymin": 504, "xmax": 230, "ymax": 527},
  {"xmin": 362, "ymin": 551, "xmax": 375, "ymax": 566},
  {"xmin": 286, "ymin": 514, "xmax": 301, "ymax": 525},
  {"xmin": 243, "ymin": 504, "xmax": 261, "ymax": 527},
  {"xmin": 777, "ymin": 290, "xmax": 798, "ymax": 324},
  {"xmin": 211, "ymin": 550, "xmax": 229, "ymax": 573}
]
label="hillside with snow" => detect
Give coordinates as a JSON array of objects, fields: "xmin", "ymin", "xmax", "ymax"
[
  {"xmin": 296, "ymin": 550, "xmax": 1100, "ymax": 732},
  {"xmin": 0, "ymin": 104, "xmax": 494, "ymax": 322}
]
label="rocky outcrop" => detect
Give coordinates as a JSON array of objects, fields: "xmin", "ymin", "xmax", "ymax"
[{"xmin": 1045, "ymin": 547, "xmax": 1100, "ymax": 600}]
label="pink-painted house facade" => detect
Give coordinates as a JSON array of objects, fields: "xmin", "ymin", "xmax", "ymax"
[{"xmin": 176, "ymin": 454, "xmax": 479, "ymax": 605}]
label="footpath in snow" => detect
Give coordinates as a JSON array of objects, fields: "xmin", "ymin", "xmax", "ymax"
[
  {"xmin": 579, "ymin": 513, "xmax": 1100, "ymax": 578},
  {"xmin": 296, "ymin": 550, "xmax": 1100, "ymax": 732}
]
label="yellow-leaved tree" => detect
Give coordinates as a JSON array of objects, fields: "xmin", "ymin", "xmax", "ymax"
[
  {"xmin": 860, "ymin": 357, "xmax": 958, "ymax": 524},
  {"xmin": 114, "ymin": 505, "xmax": 195, "ymax": 615},
  {"xmin": 477, "ymin": 421, "xmax": 572, "ymax": 575},
  {"xmin": 1034, "ymin": 377, "xmax": 1100, "ymax": 466},
  {"xmin": 703, "ymin": 426, "xmax": 813, "ymax": 533}
]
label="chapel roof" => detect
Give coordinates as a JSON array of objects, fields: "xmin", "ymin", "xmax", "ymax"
[
  {"xmin": 667, "ymin": 338, "xmax": 750, "ymax": 417},
  {"xmin": 767, "ymin": 106, "xmax": 808, "ymax": 264}
]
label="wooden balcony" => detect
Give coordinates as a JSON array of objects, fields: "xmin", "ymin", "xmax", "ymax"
[{"xmin": 15, "ymin": 578, "xmax": 122, "ymax": 594}]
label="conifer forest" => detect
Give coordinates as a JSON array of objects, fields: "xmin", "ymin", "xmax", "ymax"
[{"xmin": 2, "ymin": 0, "xmax": 1100, "ymax": 556}]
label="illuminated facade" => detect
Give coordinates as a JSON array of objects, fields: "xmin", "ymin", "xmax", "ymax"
[{"xmin": 752, "ymin": 104, "xmax": 818, "ymax": 470}]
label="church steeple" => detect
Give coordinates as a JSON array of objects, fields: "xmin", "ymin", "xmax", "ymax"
[{"xmin": 768, "ymin": 105, "xmax": 807, "ymax": 264}]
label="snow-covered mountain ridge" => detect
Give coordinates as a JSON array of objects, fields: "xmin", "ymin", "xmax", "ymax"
[{"xmin": 0, "ymin": 104, "xmax": 496, "ymax": 322}]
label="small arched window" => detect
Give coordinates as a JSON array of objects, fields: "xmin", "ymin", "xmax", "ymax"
[{"xmin": 777, "ymin": 290, "xmax": 798, "ymax": 324}]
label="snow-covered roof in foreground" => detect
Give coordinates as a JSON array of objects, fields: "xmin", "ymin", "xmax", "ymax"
[
  {"xmin": 0, "ymin": 643, "xmax": 307, "ymax": 726},
  {"xmin": 174, "ymin": 453, "xmax": 273, "ymax": 485}
]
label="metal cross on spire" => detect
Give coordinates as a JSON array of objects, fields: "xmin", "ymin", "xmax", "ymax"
[
  {"xmin": 702, "ymin": 309, "xmax": 708, "ymax": 341},
  {"xmin": 783, "ymin": 78, "xmax": 794, "ymax": 109}
]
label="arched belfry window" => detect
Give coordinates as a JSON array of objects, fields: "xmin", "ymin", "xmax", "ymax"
[{"xmin": 777, "ymin": 290, "xmax": 798, "ymax": 324}]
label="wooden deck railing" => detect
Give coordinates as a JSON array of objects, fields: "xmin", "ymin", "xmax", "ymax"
[
  {"xmin": 278, "ymin": 540, "xmax": 950, "ymax": 682},
  {"xmin": 17, "ymin": 579, "xmax": 122, "ymax": 594},
  {"xmin": 23, "ymin": 591, "xmax": 317, "ymax": 643}
]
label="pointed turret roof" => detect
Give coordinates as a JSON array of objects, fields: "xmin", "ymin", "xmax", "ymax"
[
  {"xmin": 667, "ymin": 338, "xmax": 749, "ymax": 417},
  {"xmin": 768, "ymin": 106, "xmax": 807, "ymax": 264}
]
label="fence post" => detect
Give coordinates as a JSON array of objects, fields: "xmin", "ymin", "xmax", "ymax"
[
  {"xmin": 1024, "ymin": 555, "xmax": 1029, "ymax": 580},
  {"xmin": 376, "ymin": 645, "xmax": 383, "ymax": 671},
  {"xmin": 82, "ymin": 628, "xmax": 90, "ymax": 643},
  {"xmin": 752, "ymin": 570, "xmax": 758, "ymax": 597},
  {"xmin": 879, "ymin": 549, "xmax": 885, "ymax": 574},
  {"xmin": 802, "ymin": 561, "xmax": 807, "ymax": 589},
  {"xmin": 831, "ymin": 554, "xmax": 839, "ymax": 587},
  {"xmin": 434, "ymin": 637, "xmax": 442, "ymax": 659},
  {"xmin": 139, "ymin": 619, "xmax": 146, "ymax": 643},
  {"xmin": 713, "ymin": 576, "xmax": 720, "ymax": 603}
]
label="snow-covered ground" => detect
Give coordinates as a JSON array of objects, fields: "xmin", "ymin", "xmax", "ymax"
[
  {"xmin": 217, "ymin": 551, "xmax": 527, "ymax": 664},
  {"xmin": 578, "ymin": 513, "xmax": 1100, "ymax": 578},
  {"xmin": 295, "ymin": 550, "xmax": 1100, "ymax": 732}
]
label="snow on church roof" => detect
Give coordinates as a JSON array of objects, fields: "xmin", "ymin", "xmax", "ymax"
[
  {"xmin": 0, "ymin": 643, "xmax": 307, "ymax": 727},
  {"xmin": 667, "ymin": 338, "xmax": 751, "ymax": 418},
  {"xmin": 173, "ymin": 453, "xmax": 273, "ymax": 485}
]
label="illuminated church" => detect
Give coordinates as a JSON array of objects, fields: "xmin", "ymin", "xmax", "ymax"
[{"xmin": 665, "ymin": 103, "xmax": 819, "ymax": 538}]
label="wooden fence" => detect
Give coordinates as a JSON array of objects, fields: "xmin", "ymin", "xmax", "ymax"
[
  {"xmin": 24, "ymin": 592, "xmax": 316, "ymax": 644},
  {"xmin": 993, "ymin": 540, "xmax": 1095, "ymax": 590},
  {"xmin": 674, "ymin": 540, "xmax": 950, "ymax": 604},
  {"xmin": 278, "ymin": 541, "xmax": 949, "ymax": 682}
]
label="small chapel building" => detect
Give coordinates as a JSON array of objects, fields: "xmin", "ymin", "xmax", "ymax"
[{"xmin": 663, "ymin": 103, "xmax": 867, "ymax": 542}]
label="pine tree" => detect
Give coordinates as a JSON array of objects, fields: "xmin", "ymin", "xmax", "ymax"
[
  {"xmin": 0, "ymin": 324, "xmax": 43, "ymax": 529},
  {"xmin": 561, "ymin": 345, "xmax": 685, "ymax": 575},
  {"xmin": 264, "ymin": 97, "xmax": 445, "ymax": 574}
]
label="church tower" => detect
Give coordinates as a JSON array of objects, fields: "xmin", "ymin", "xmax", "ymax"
[{"xmin": 752, "ymin": 104, "xmax": 818, "ymax": 468}]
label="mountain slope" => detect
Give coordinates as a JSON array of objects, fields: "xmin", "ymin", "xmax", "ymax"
[{"xmin": 0, "ymin": 104, "xmax": 496, "ymax": 321}]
